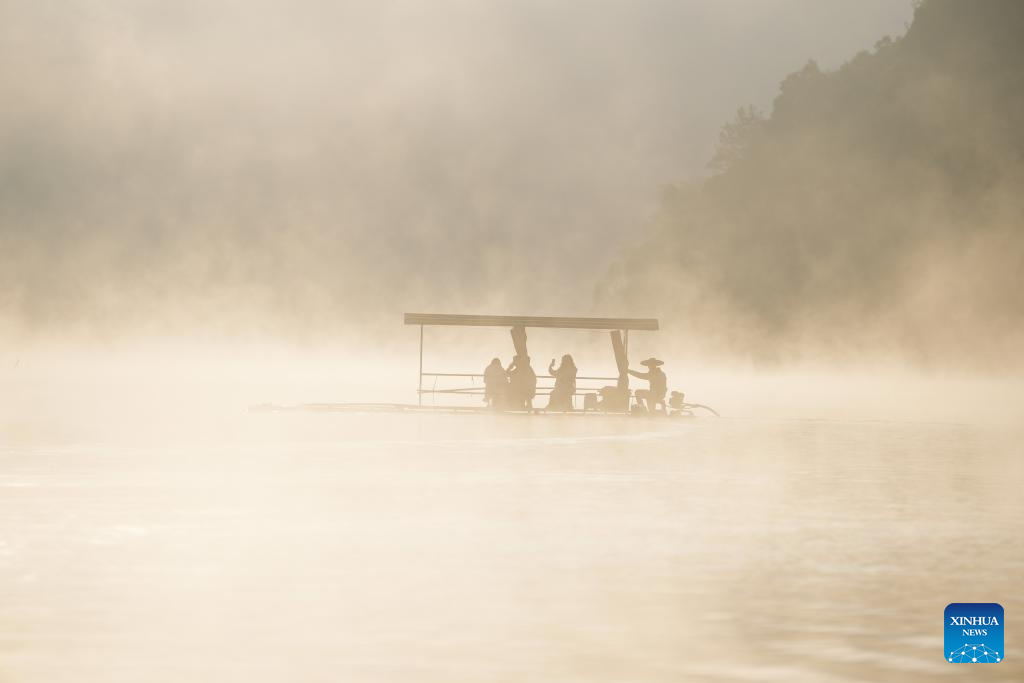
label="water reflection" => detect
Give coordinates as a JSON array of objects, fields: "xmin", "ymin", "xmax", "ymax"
[{"xmin": 1, "ymin": 414, "xmax": 1021, "ymax": 681}]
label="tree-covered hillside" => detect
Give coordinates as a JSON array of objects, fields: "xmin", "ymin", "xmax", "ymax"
[{"xmin": 604, "ymin": 0, "xmax": 1024, "ymax": 366}]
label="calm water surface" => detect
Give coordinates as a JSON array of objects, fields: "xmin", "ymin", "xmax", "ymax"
[{"xmin": 1, "ymin": 413, "xmax": 1021, "ymax": 682}]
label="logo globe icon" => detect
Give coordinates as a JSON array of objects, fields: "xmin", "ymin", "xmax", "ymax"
[{"xmin": 949, "ymin": 644, "xmax": 1000, "ymax": 663}]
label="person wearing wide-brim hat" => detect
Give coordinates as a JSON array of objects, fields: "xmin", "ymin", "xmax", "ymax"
[{"xmin": 628, "ymin": 357, "xmax": 668, "ymax": 413}]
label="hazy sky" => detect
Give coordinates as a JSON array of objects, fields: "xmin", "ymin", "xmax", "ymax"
[{"xmin": 0, "ymin": 1, "xmax": 914, "ymax": 336}]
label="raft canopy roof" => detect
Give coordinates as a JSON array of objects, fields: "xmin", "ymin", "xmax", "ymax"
[{"xmin": 403, "ymin": 313, "xmax": 659, "ymax": 331}]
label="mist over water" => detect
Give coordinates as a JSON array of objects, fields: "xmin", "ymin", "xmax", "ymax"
[
  {"xmin": 0, "ymin": 0, "xmax": 914, "ymax": 339},
  {"xmin": 4, "ymin": 1, "xmax": 1024, "ymax": 681},
  {"xmin": 2, "ymin": 410, "xmax": 1023, "ymax": 682}
]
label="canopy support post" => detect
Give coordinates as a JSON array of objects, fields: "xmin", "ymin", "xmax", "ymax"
[{"xmin": 418, "ymin": 324, "xmax": 423, "ymax": 406}]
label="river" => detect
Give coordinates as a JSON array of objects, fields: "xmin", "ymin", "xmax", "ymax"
[{"xmin": 1, "ymin": 410, "xmax": 1021, "ymax": 681}]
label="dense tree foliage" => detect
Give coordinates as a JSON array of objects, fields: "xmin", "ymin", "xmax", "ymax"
[{"xmin": 604, "ymin": 0, "xmax": 1024, "ymax": 365}]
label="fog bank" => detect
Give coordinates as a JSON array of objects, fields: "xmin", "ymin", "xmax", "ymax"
[{"xmin": 1, "ymin": 1, "xmax": 911, "ymax": 342}]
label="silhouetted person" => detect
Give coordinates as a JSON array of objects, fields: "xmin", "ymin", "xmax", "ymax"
[
  {"xmin": 546, "ymin": 354, "xmax": 577, "ymax": 411},
  {"xmin": 483, "ymin": 358, "xmax": 508, "ymax": 408},
  {"xmin": 506, "ymin": 355, "xmax": 537, "ymax": 411},
  {"xmin": 596, "ymin": 385, "xmax": 629, "ymax": 412},
  {"xmin": 628, "ymin": 357, "xmax": 667, "ymax": 413}
]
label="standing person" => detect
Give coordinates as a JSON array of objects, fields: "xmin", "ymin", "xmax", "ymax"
[
  {"xmin": 483, "ymin": 358, "xmax": 508, "ymax": 408},
  {"xmin": 628, "ymin": 357, "xmax": 668, "ymax": 413},
  {"xmin": 546, "ymin": 354, "xmax": 577, "ymax": 411},
  {"xmin": 506, "ymin": 355, "xmax": 537, "ymax": 411}
]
